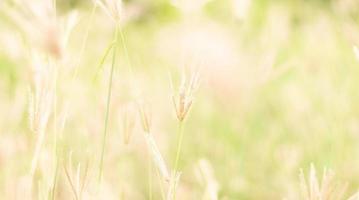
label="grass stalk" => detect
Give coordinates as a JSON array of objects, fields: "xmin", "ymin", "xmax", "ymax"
[
  {"xmin": 98, "ymin": 24, "xmax": 119, "ymax": 182},
  {"xmin": 173, "ymin": 121, "xmax": 184, "ymax": 173},
  {"xmin": 51, "ymin": 59, "xmax": 58, "ymax": 200},
  {"xmin": 92, "ymin": 41, "xmax": 115, "ymax": 82},
  {"xmin": 171, "ymin": 121, "xmax": 185, "ymax": 200},
  {"xmin": 154, "ymin": 164, "xmax": 166, "ymax": 200}
]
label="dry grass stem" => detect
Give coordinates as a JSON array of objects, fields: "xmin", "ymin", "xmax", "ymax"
[{"xmin": 144, "ymin": 133, "xmax": 170, "ymax": 182}]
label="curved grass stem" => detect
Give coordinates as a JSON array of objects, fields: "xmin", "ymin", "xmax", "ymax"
[
  {"xmin": 98, "ymin": 24, "xmax": 119, "ymax": 182},
  {"xmin": 92, "ymin": 41, "xmax": 115, "ymax": 82}
]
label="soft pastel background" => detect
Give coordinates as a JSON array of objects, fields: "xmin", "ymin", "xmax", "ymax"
[{"xmin": 1, "ymin": 0, "xmax": 359, "ymax": 199}]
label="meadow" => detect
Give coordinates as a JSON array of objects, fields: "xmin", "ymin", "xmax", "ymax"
[{"xmin": 1, "ymin": 0, "xmax": 359, "ymax": 199}]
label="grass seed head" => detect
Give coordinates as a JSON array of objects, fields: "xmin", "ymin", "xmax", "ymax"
[
  {"xmin": 299, "ymin": 163, "xmax": 358, "ymax": 200},
  {"xmin": 4, "ymin": 0, "xmax": 78, "ymax": 59},
  {"xmin": 28, "ymin": 52, "xmax": 54, "ymax": 134},
  {"xmin": 171, "ymin": 68, "xmax": 200, "ymax": 122}
]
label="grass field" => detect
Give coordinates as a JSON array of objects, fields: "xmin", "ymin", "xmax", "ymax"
[{"xmin": 1, "ymin": 0, "xmax": 359, "ymax": 199}]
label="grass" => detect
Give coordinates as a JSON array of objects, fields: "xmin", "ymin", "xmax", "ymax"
[
  {"xmin": 1, "ymin": 0, "xmax": 359, "ymax": 199},
  {"xmin": 98, "ymin": 23, "xmax": 119, "ymax": 183}
]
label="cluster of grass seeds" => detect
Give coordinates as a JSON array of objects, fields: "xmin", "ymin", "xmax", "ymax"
[
  {"xmin": 299, "ymin": 164, "xmax": 359, "ymax": 200},
  {"xmin": 1, "ymin": 0, "xmax": 217, "ymax": 198},
  {"xmin": 6, "ymin": 1, "xmax": 233, "ymax": 199},
  {"xmin": 3, "ymin": 0, "xmax": 87, "ymax": 198},
  {"xmin": 93, "ymin": 1, "xmax": 202, "ymax": 199},
  {"xmin": 8, "ymin": 2, "xmax": 78, "ymax": 196}
]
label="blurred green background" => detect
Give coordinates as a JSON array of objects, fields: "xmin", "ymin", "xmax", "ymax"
[{"xmin": 1, "ymin": 0, "xmax": 359, "ymax": 199}]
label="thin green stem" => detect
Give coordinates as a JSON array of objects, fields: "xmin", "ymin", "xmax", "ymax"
[
  {"xmin": 72, "ymin": 4, "xmax": 97, "ymax": 81},
  {"xmin": 172, "ymin": 121, "xmax": 184, "ymax": 200},
  {"xmin": 98, "ymin": 25, "xmax": 119, "ymax": 182},
  {"xmin": 92, "ymin": 41, "xmax": 115, "ymax": 82},
  {"xmin": 173, "ymin": 121, "xmax": 184, "ymax": 173}
]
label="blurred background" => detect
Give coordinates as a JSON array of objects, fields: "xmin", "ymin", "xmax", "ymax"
[{"xmin": 1, "ymin": 0, "xmax": 359, "ymax": 199}]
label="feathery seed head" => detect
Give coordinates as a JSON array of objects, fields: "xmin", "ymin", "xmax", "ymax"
[
  {"xmin": 171, "ymin": 68, "xmax": 200, "ymax": 122},
  {"xmin": 299, "ymin": 163, "xmax": 358, "ymax": 200},
  {"xmin": 5, "ymin": 0, "xmax": 78, "ymax": 59},
  {"xmin": 28, "ymin": 52, "xmax": 54, "ymax": 133}
]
